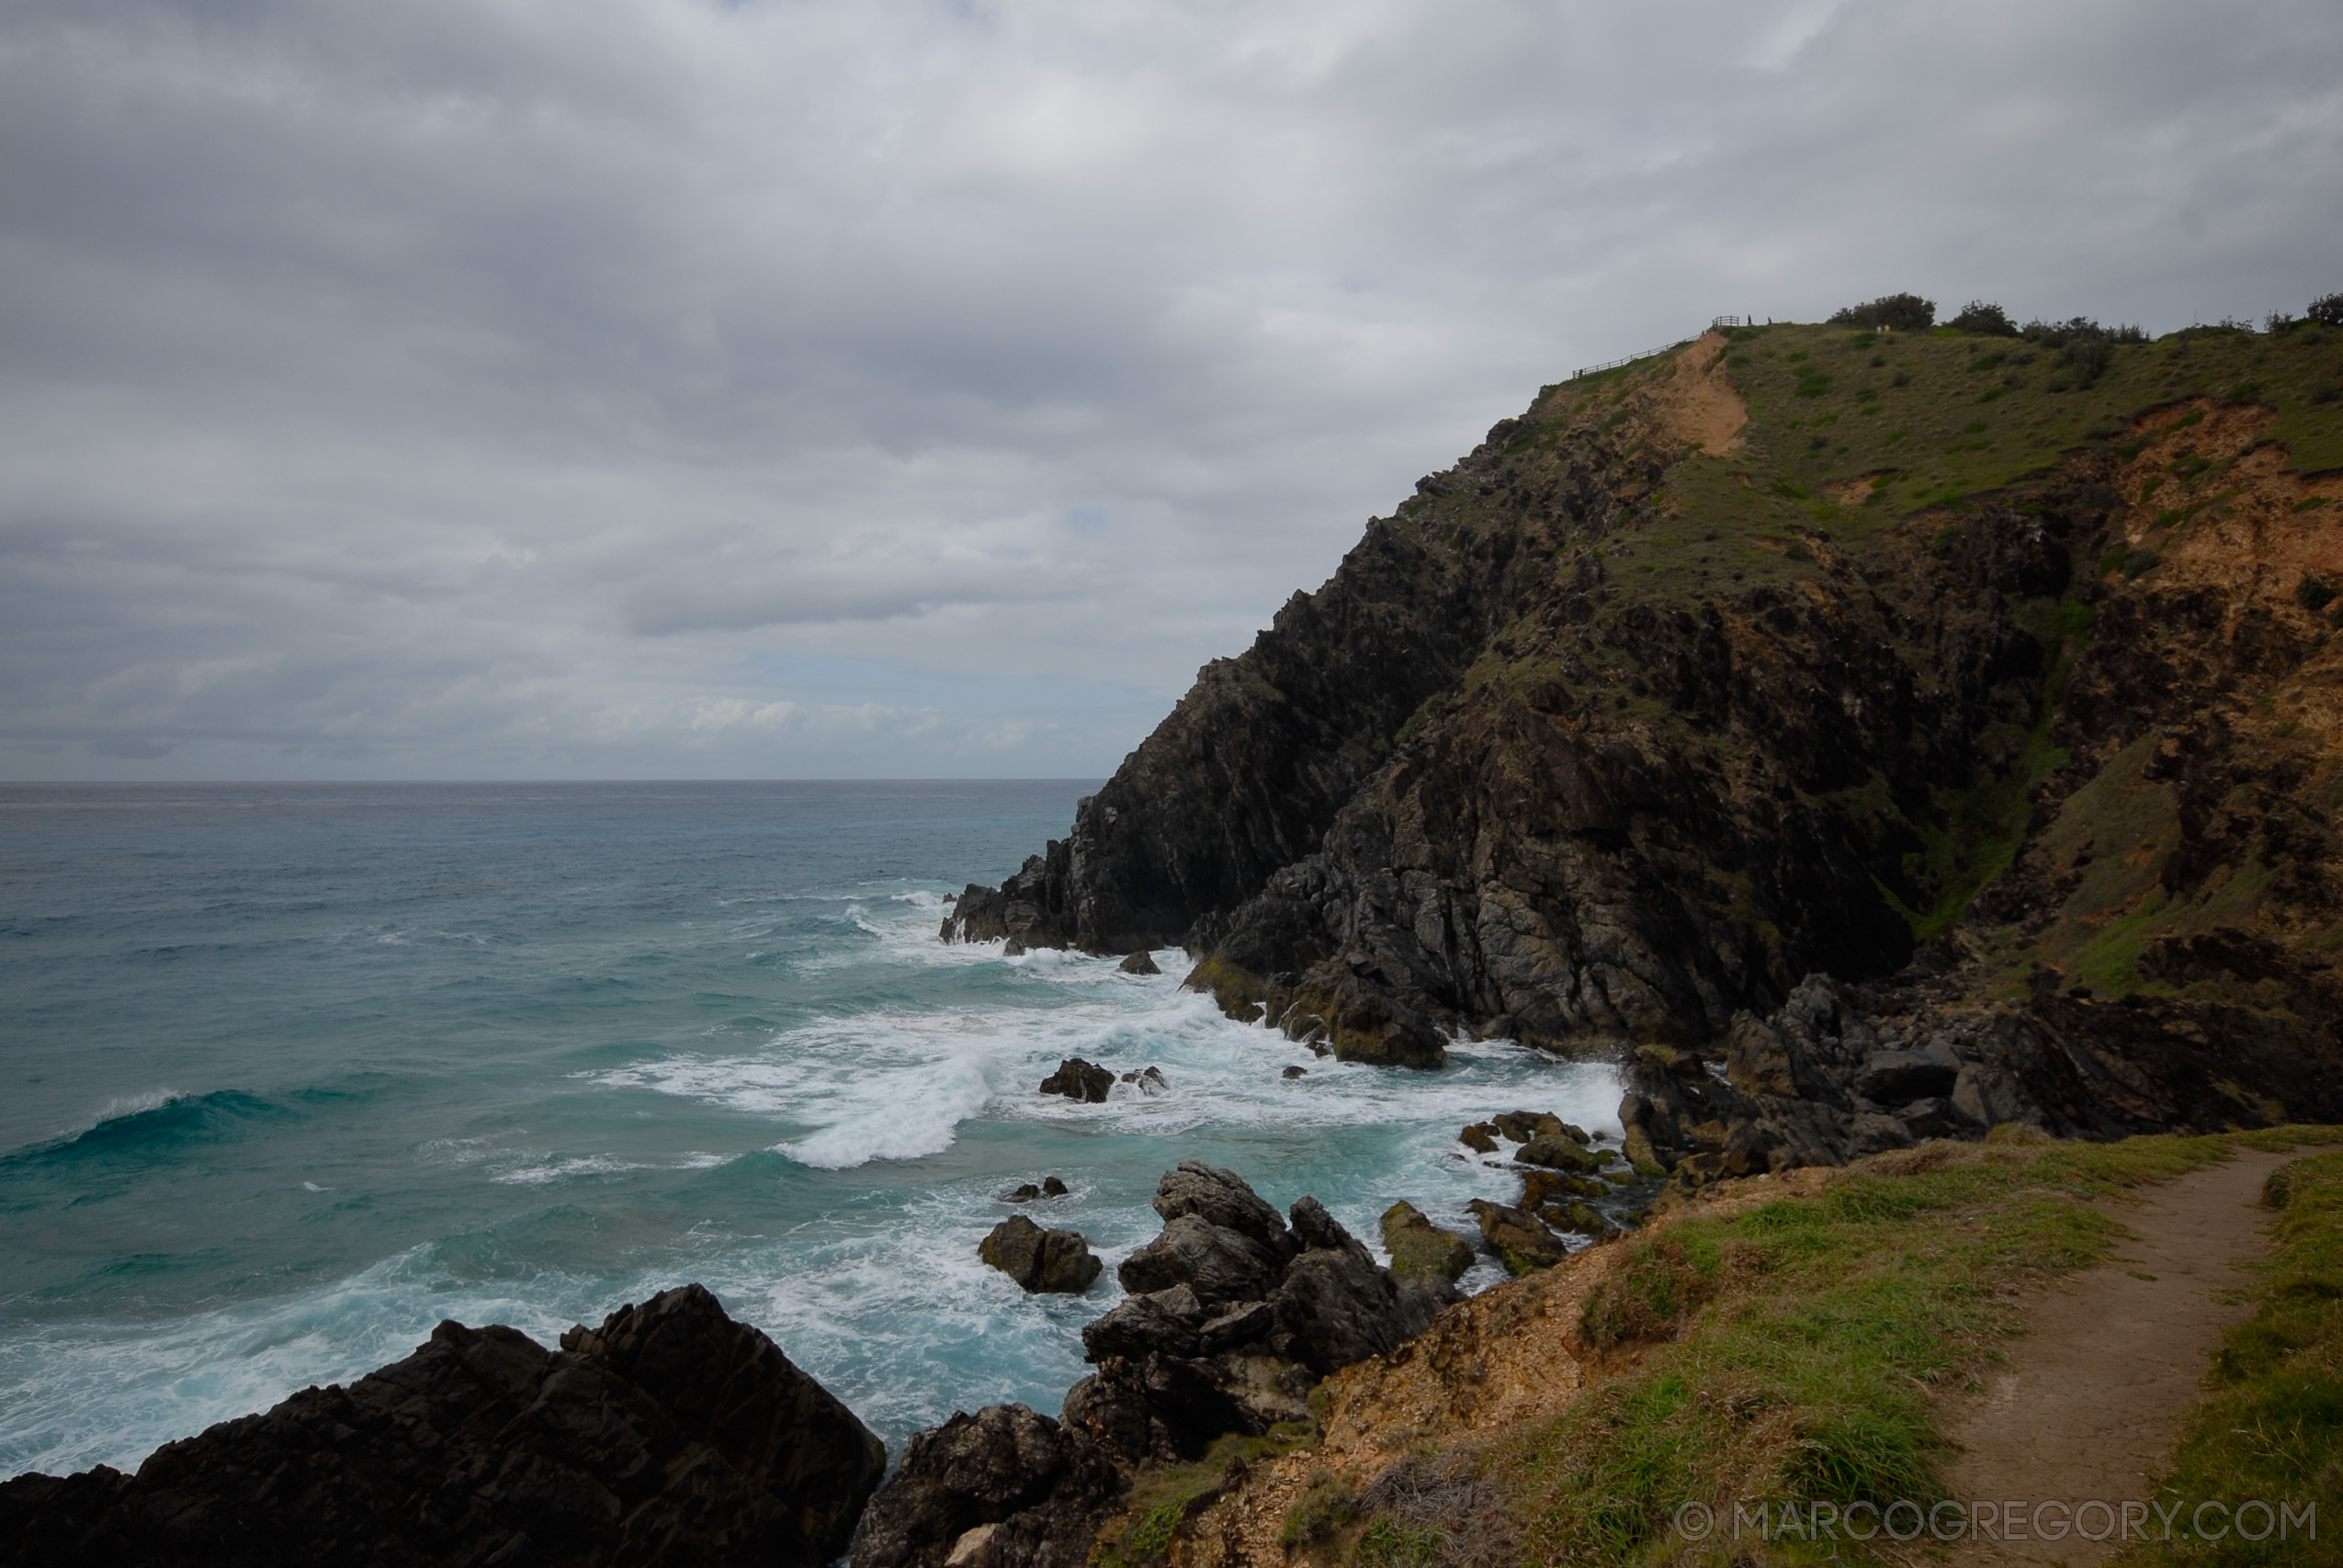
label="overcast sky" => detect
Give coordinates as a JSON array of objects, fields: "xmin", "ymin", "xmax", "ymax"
[{"xmin": 2, "ymin": 0, "xmax": 2337, "ymax": 780}]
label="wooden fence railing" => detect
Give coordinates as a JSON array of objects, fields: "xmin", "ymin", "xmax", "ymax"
[{"xmin": 1568, "ymin": 315, "xmax": 1759, "ymax": 380}]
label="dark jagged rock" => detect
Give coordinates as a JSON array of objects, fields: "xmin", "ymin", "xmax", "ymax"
[
  {"xmin": 1466, "ymin": 1199, "xmax": 1571, "ymax": 1275},
  {"xmin": 1270, "ymin": 1197, "xmax": 1460, "ymax": 1375},
  {"xmin": 1853, "ymin": 1048, "xmax": 1961, "ymax": 1105},
  {"xmin": 1118, "ymin": 1066, "xmax": 1169, "ymax": 1095},
  {"xmin": 848, "ymin": 1403, "xmax": 1125, "ymax": 1568},
  {"xmin": 1196, "ymin": 1299, "xmax": 1279, "ymax": 1355},
  {"xmin": 1380, "ymin": 1201, "xmax": 1475, "ymax": 1281},
  {"xmin": 980, "ymin": 1215, "xmax": 1103, "ymax": 1294},
  {"xmin": 1149, "ymin": 1160, "xmax": 1296, "ymax": 1258},
  {"xmin": 1117, "ymin": 950, "xmax": 1161, "ymax": 976},
  {"xmin": 0, "ymin": 1283, "xmax": 885, "ymax": 1568},
  {"xmin": 1038, "ymin": 1058, "xmax": 1114, "ymax": 1103},
  {"xmin": 1008, "ymin": 1182, "xmax": 1041, "ymax": 1201},
  {"xmin": 1059, "ymin": 1354, "xmax": 1252, "ymax": 1468},
  {"xmin": 1115, "ymin": 1214, "xmax": 1285, "ymax": 1307},
  {"xmin": 1283, "ymin": 1065, "xmax": 1307, "ymax": 1078},
  {"xmin": 1080, "ymin": 1286, "xmax": 1203, "ymax": 1361},
  {"xmin": 1042, "ymin": 1176, "xmax": 1069, "ymax": 1197}
]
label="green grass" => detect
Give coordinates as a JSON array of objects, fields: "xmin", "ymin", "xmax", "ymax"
[
  {"xmin": 1101, "ymin": 1423, "xmax": 1323, "ymax": 1567},
  {"xmin": 1481, "ymin": 1132, "xmax": 2343, "ymax": 1566},
  {"xmin": 2115, "ymin": 1147, "xmax": 2343, "ymax": 1566}
]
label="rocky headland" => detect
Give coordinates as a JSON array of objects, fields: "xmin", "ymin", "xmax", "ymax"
[{"xmin": 946, "ymin": 306, "xmax": 2343, "ymax": 1173}]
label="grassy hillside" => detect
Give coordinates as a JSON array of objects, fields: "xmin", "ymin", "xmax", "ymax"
[
  {"xmin": 1404, "ymin": 311, "xmax": 2343, "ymax": 1021},
  {"xmin": 1149, "ymin": 1129, "xmax": 2343, "ymax": 1568}
]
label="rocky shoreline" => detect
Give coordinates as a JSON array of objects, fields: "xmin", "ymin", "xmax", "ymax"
[
  {"xmin": 0, "ymin": 1149, "xmax": 1595, "ymax": 1568},
  {"xmin": 0, "ymin": 1284, "xmax": 886, "ymax": 1567}
]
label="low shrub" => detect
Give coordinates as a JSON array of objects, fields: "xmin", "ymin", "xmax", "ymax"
[
  {"xmin": 1949, "ymin": 299, "xmax": 2019, "ymax": 336},
  {"xmin": 1828, "ymin": 292, "xmax": 1937, "ymax": 332},
  {"xmin": 2306, "ymin": 291, "xmax": 2343, "ymax": 329},
  {"xmin": 1349, "ymin": 1454, "xmax": 1518, "ymax": 1568}
]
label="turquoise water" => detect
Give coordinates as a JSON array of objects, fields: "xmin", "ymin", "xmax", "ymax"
[{"xmin": 0, "ymin": 782, "xmax": 1620, "ymax": 1478}]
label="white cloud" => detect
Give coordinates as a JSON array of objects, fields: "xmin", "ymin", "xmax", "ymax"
[{"xmin": 1, "ymin": 0, "xmax": 2338, "ymax": 777}]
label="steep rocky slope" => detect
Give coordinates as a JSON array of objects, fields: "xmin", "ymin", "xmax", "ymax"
[{"xmin": 949, "ymin": 314, "xmax": 2343, "ymax": 1149}]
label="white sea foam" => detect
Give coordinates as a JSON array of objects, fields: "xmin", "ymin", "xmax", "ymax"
[
  {"xmin": 91, "ymin": 1088, "xmax": 187, "ymax": 1125},
  {"xmin": 492, "ymin": 1155, "xmax": 652, "ymax": 1186},
  {"xmin": 4, "ymin": 857, "xmax": 1628, "ymax": 1483}
]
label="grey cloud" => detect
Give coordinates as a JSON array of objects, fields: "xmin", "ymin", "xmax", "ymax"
[{"xmin": 2, "ymin": 0, "xmax": 2339, "ymax": 777}]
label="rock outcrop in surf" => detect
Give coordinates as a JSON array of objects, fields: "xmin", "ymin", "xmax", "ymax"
[
  {"xmin": 857, "ymin": 1161, "xmax": 1463, "ymax": 1567},
  {"xmin": 0, "ymin": 1284, "xmax": 886, "ymax": 1568}
]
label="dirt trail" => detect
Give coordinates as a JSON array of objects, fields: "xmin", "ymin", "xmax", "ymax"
[{"xmin": 1940, "ymin": 1148, "xmax": 2288, "ymax": 1565}]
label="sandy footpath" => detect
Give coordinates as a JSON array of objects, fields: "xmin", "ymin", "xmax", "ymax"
[{"xmin": 1939, "ymin": 1148, "xmax": 2289, "ymax": 1565}]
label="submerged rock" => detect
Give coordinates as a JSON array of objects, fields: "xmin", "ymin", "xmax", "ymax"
[
  {"xmin": 1380, "ymin": 1201, "xmax": 1476, "ymax": 1281},
  {"xmin": 1038, "ymin": 1057, "xmax": 1114, "ymax": 1102},
  {"xmin": 849, "ymin": 1403, "xmax": 1125, "ymax": 1568},
  {"xmin": 0, "ymin": 1283, "xmax": 885, "ymax": 1568},
  {"xmin": 980, "ymin": 1215, "xmax": 1103, "ymax": 1293}
]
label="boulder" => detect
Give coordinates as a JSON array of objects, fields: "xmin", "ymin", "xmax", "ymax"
[
  {"xmin": 849, "ymin": 1403, "xmax": 1125, "ymax": 1568},
  {"xmin": 1080, "ymin": 1286, "xmax": 1203, "ymax": 1361},
  {"xmin": 1900, "ymin": 1098, "xmax": 1967, "ymax": 1140},
  {"xmin": 1853, "ymin": 1048, "xmax": 1960, "ymax": 1106},
  {"xmin": 1115, "ymin": 1214, "xmax": 1285, "ymax": 1306},
  {"xmin": 1515, "ymin": 1134, "xmax": 1604, "ymax": 1173},
  {"xmin": 1269, "ymin": 1198, "xmax": 1458, "ymax": 1375},
  {"xmin": 1008, "ymin": 1183, "xmax": 1041, "ymax": 1201},
  {"xmin": 1848, "ymin": 1111, "xmax": 1915, "ymax": 1156},
  {"xmin": 1149, "ymin": 1160, "xmax": 1295, "ymax": 1257},
  {"xmin": 1117, "ymin": 1066, "xmax": 1169, "ymax": 1095},
  {"xmin": 1197, "ymin": 1299, "xmax": 1279, "ymax": 1355},
  {"xmin": 1519, "ymin": 1170, "xmax": 1608, "ymax": 1204},
  {"xmin": 1459, "ymin": 1122, "xmax": 1498, "ymax": 1153},
  {"xmin": 1547, "ymin": 1201, "xmax": 1612, "ymax": 1237},
  {"xmin": 0, "ymin": 1284, "xmax": 884, "ymax": 1568},
  {"xmin": 1042, "ymin": 1176, "xmax": 1069, "ymax": 1197},
  {"xmin": 1283, "ymin": 1066, "xmax": 1307, "ymax": 1078},
  {"xmin": 1466, "ymin": 1199, "xmax": 1571, "ymax": 1275},
  {"xmin": 980, "ymin": 1216, "xmax": 1103, "ymax": 1293},
  {"xmin": 1380, "ymin": 1201, "xmax": 1475, "ymax": 1281},
  {"xmin": 1493, "ymin": 1111, "xmax": 1566, "ymax": 1144},
  {"xmin": 1038, "ymin": 1058, "xmax": 1115, "ymax": 1102},
  {"xmin": 1117, "ymin": 951, "xmax": 1161, "ymax": 976},
  {"xmin": 1059, "ymin": 1355, "xmax": 1251, "ymax": 1468}
]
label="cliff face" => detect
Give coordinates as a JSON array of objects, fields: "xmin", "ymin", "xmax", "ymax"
[{"xmin": 948, "ymin": 317, "xmax": 2343, "ymax": 1136}]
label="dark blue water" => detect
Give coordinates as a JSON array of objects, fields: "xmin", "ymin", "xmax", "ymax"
[{"xmin": 0, "ymin": 782, "xmax": 1618, "ymax": 1478}]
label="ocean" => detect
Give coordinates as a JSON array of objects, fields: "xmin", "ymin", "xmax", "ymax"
[{"xmin": 0, "ymin": 781, "xmax": 1621, "ymax": 1479}]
